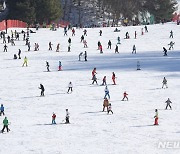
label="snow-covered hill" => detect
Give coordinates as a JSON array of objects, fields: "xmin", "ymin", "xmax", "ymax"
[{"xmin": 0, "ymin": 22, "xmax": 180, "ymax": 154}]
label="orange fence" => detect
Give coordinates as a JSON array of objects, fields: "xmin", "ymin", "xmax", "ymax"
[{"xmin": 0, "ymin": 20, "xmax": 27, "ymax": 31}]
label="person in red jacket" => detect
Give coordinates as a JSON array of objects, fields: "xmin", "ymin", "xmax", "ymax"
[
  {"xmin": 99, "ymin": 44, "xmax": 103, "ymax": 53},
  {"xmin": 122, "ymin": 91, "xmax": 128, "ymax": 101},
  {"xmin": 52, "ymin": 113, "xmax": 56, "ymax": 124},
  {"xmin": 112, "ymin": 72, "xmax": 116, "ymax": 85}
]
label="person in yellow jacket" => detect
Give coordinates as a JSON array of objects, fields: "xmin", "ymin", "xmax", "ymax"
[{"xmin": 22, "ymin": 56, "xmax": 28, "ymax": 67}]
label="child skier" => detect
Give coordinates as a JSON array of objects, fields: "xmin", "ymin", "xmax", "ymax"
[
  {"xmin": 102, "ymin": 76, "xmax": 107, "ymax": 86},
  {"xmin": 165, "ymin": 98, "xmax": 172, "ymax": 110},
  {"xmin": 39, "ymin": 84, "xmax": 45, "ymax": 96},
  {"xmin": 67, "ymin": 82, "xmax": 73, "ymax": 93},
  {"xmin": 1, "ymin": 117, "xmax": 10, "ymax": 133},
  {"xmin": 154, "ymin": 109, "xmax": 159, "ymax": 125},
  {"xmin": 103, "ymin": 98, "xmax": 109, "ymax": 112},
  {"xmin": 112, "ymin": 72, "xmax": 116, "ymax": 85},
  {"xmin": 107, "ymin": 103, "xmax": 113, "ymax": 114},
  {"xmin": 162, "ymin": 77, "xmax": 168, "ymax": 88},
  {"xmin": 52, "ymin": 113, "xmax": 56, "ymax": 124},
  {"xmin": 65, "ymin": 109, "xmax": 70, "ymax": 124},
  {"xmin": 122, "ymin": 91, "xmax": 128, "ymax": 101},
  {"xmin": 46, "ymin": 61, "xmax": 50, "ymax": 72},
  {"xmin": 0, "ymin": 104, "xmax": 5, "ymax": 116},
  {"xmin": 22, "ymin": 56, "xmax": 28, "ymax": 67},
  {"xmin": 104, "ymin": 86, "xmax": 110, "ymax": 99}
]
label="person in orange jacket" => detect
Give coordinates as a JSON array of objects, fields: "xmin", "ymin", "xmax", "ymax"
[
  {"xmin": 122, "ymin": 91, "xmax": 128, "ymax": 101},
  {"xmin": 112, "ymin": 72, "xmax": 116, "ymax": 85}
]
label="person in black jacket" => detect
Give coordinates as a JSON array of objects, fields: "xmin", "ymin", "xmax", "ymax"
[{"xmin": 39, "ymin": 84, "xmax": 45, "ymax": 96}]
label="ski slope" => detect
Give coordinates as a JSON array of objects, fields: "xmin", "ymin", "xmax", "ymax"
[{"xmin": 0, "ymin": 22, "xmax": 180, "ymax": 154}]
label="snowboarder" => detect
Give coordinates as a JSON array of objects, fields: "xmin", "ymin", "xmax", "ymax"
[
  {"xmin": 103, "ymin": 98, "xmax": 109, "ymax": 112},
  {"xmin": 137, "ymin": 61, "xmax": 141, "ymax": 70},
  {"xmin": 99, "ymin": 30, "xmax": 102, "ymax": 36},
  {"xmin": 107, "ymin": 103, "xmax": 113, "ymax": 114},
  {"xmin": 49, "ymin": 42, "xmax": 53, "ymax": 50},
  {"xmin": 107, "ymin": 40, "xmax": 112, "ymax": 49},
  {"xmin": 84, "ymin": 51, "xmax": 87, "ymax": 61},
  {"xmin": 22, "ymin": 56, "xmax": 28, "ymax": 67},
  {"xmin": 132, "ymin": 45, "xmax": 136, "ymax": 54},
  {"xmin": 117, "ymin": 36, "xmax": 121, "ymax": 44},
  {"xmin": 162, "ymin": 77, "xmax": 168, "ymax": 88},
  {"xmin": 154, "ymin": 109, "xmax": 159, "ymax": 125},
  {"xmin": 56, "ymin": 43, "xmax": 60, "ymax": 52},
  {"xmin": 39, "ymin": 84, "xmax": 45, "ymax": 96},
  {"xmin": 1, "ymin": 117, "xmax": 10, "ymax": 133},
  {"xmin": 67, "ymin": 82, "xmax": 73, "ymax": 93},
  {"xmin": 112, "ymin": 72, "xmax": 116, "ymax": 85},
  {"xmin": 92, "ymin": 74, "xmax": 98, "ymax": 85},
  {"xmin": 52, "ymin": 113, "xmax": 56, "ymax": 124},
  {"xmin": 102, "ymin": 76, "xmax": 107, "ymax": 86},
  {"xmin": 0, "ymin": 104, "xmax": 5, "ymax": 116},
  {"xmin": 115, "ymin": 45, "xmax": 119, "ymax": 53},
  {"xmin": 122, "ymin": 91, "xmax": 128, "ymax": 101},
  {"xmin": 168, "ymin": 41, "xmax": 175, "ymax": 50},
  {"xmin": 18, "ymin": 49, "xmax": 21, "ymax": 59},
  {"xmin": 163, "ymin": 47, "xmax": 167, "ymax": 56},
  {"xmin": 65, "ymin": 109, "xmax": 70, "ymax": 124},
  {"xmin": 3, "ymin": 44, "xmax": 7, "ymax": 52},
  {"xmin": 165, "ymin": 98, "xmax": 172, "ymax": 110},
  {"xmin": 58, "ymin": 61, "xmax": 62, "ymax": 71},
  {"xmin": 46, "ymin": 61, "xmax": 50, "ymax": 72},
  {"xmin": 104, "ymin": 86, "xmax": 110, "ymax": 99},
  {"xmin": 169, "ymin": 30, "xmax": 173, "ymax": 38}
]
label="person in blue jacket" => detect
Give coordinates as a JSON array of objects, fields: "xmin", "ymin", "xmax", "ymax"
[
  {"xmin": 104, "ymin": 86, "xmax": 110, "ymax": 99},
  {"xmin": 0, "ymin": 104, "xmax": 5, "ymax": 116}
]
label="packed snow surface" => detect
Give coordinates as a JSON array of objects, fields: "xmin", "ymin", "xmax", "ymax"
[{"xmin": 0, "ymin": 22, "xmax": 180, "ymax": 154}]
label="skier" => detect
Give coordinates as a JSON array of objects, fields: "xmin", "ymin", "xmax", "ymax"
[
  {"xmin": 39, "ymin": 84, "xmax": 45, "ymax": 96},
  {"xmin": 7, "ymin": 35, "xmax": 10, "ymax": 43},
  {"xmin": 107, "ymin": 103, "xmax": 113, "ymax": 114},
  {"xmin": 18, "ymin": 49, "xmax": 21, "ymax": 59},
  {"xmin": 104, "ymin": 86, "xmax": 110, "ymax": 99},
  {"xmin": 112, "ymin": 72, "xmax": 116, "ymax": 85},
  {"xmin": 67, "ymin": 82, "xmax": 73, "ymax": 93},
  {"xmin": 11, "ymin": 38, "xmax": 15, "ymax": 46},
  {"xmin": 122, "ymin": 91, "xmax": 128, "ymax": 101},
  {"xmin": 92, "ymin": 74, "xmax": 98, "ymax": 85},
  {"xmin": 80, "ymin": 35, "xmax": 84, "ymax": 42},
  {"xmin": 25, "ymin": 38, "xmax": 29, "ymax": 45},
  {"xmin": 97, "ymin": 41, "xmax": 101, "ymax": 50},
  {"xmin": 49, "ymin": 42, "xmax": 53, "ymax": 50},
  {"xmin": 117, "ymin": 36, "xmax": 121, "ymax": 44},
  {"xmin": 68, "ymin": 38, "xmax": 71, "ymax": 46},
  {"xmin": 3, "ymin": 44, "xmax": 8, "ymax": 52},
  {"xmin": 125, "ymin": 32, "xmax": 129, "ymax": 39},
  {"xmin": 83, "ymin": 40, "xmax": 88, "ymax": 48},
  {"xmin": 132, "ymin": 45, "xmax": 136, "ymax": 54},
  {"xmin": 28, "ymin": 41, "xmax": 31, "ymax": 51},
  {"xmin": 65, "ymin": 109, "xmax": 70, "ymax": 124},
  {"xmin": 34, "ymin": 43, "xmax": 37, "ymax": 51},
  {"xmin": 84, "ymin": 51, "xmax": 87, "ymax": 61},
  {"xmin": 92, "ymin": 68, "xmax": 97, "ymax": 79},
  {"xmin": 154, "ymin": 109, "xmax": 159, "ymax": 125},
  {"xmin": 58, "ymin": 61, "xmax": 62, "ymax": 71},
  {"xmin": 22, "ymin": 56, "xmax": 28, "ymax": 67},
  {"xmin": 102, "ymin": 76, "xmax": 107, "ymax": 86},
  {"xmin": 137, "ymin": 61, "xmax": 141, "ymax": 70},
  {"xmin": 135, "ymin": 30, "xmax": 137, "ymax": 39},
  {"xmin": 162, "ymin": 77, "xmax": 168, "ymax": 88},
  {"xmin": 169, "ymin": 30, "xmax": 173, "ymax": 38},
  {"xmin": 72, "ymin": 28, "xmax": 75, "ymax": 36},
  {"xmin": 99, "ymin": 30, "xmax": 102, "ymax": 36},
  {"xmin": 64, "ymin": 27, "xmax": 67, "ymax": 36},
  {"xmin": 68, "ymin": 45, "xmax": 71, "ymax": 52},
  {"xmin": 141, "ymin": 28, "xmax": 144, "ymax": 35},
  {"xmin": 163, "ymin": 47, "xmax": 167, "ymax": 56},
  {"xmin": 103, "ymin": 98, "xmax": 109, "ymax": 112},
  {"xmin": 56, "ymin": 43, "xmax": 60, "ymax": 52},
  {"xmin": 0, "ymin": 104, "xmax": 5, "ymax": 116},
  {"xmin": 168, "ymin": 41, "xmax": 175, "ymax": 50},
  {"xmin": 165, "ymin": 98, "xmax": 172, "ymax": 110},
  {"xmin": 99, "ymin": 44, "xmax": 103, "ymax": 53},
  {"xmin": 83, "ymin": 29, "xmax": 87, "ymax": 36},
  {"xmin": 79, "ymin": 52, "xmax": 83, "ymax": 61},
  {"xmin": 1, "ymin": 117, "xmax": 10, "ymax": 133},
  {"xmin": 107, "ymin": 40, "xmax": 112, "ymax": 49},
  {"xmin": 144, "ymin": 25, "xmax": 148, "ymax": 32},
  {"xmin": 46, "ymin": 61, "xmax": 50, "ymax": 72},
  {"xmin": 52, "ymin": 113, "xmax": 56, "ymax": 124},
  {"xmin": 115, "ymin": 45, "xmax": 119, "ymax": 53}
]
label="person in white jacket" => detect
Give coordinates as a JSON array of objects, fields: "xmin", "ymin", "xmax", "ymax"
[{"xmin": 67, "ymin": 82, "xmax": 73, "ymax": 93}]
